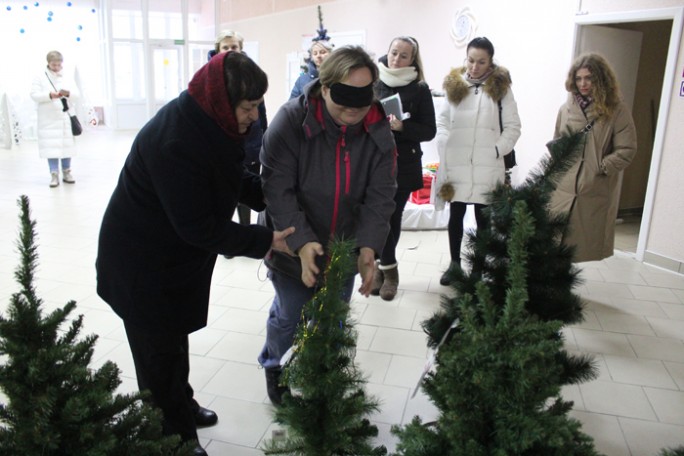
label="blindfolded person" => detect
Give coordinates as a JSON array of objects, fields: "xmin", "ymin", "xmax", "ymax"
[{"xmin": 257, "ymin": 45, "xmax": 397, "ymax": 406}]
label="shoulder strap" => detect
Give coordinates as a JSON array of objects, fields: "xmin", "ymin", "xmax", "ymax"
[
  {"xmin": 580, "ymin": 119, "xmax": 596, "ymax": 134},
  {"xmin": 497, "ymin": 99, "xmax": 503, "ymax": 133},
  {"xmin": 45, "ymin": 72, "xmax": 58, "ymax": 91}
]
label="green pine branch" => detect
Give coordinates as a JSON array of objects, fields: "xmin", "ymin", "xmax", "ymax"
[{"xmin": 0, "ymin": 195, "xmax": 193, "ymax": 455}]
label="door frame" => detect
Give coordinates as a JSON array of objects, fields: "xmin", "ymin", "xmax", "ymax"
[{"xmin": 572, "ymin": 7, "xmax": 684, "ymax": 261}]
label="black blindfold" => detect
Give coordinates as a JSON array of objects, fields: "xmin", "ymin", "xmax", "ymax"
[{"xmin": 329, "ymin": 82, "xmax": 374, "ymax": 108}]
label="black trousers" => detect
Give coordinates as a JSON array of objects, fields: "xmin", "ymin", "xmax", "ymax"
[
  {"xmin": 123, "ymin": 321, "xmax": 200, "ymax": 443},
  {"xmin": 237, "ymin": 162, "xmax": 261, "ymax": 226},
  {"xmin": 380, "ymin": 189, "xmax": 412, "ymax": 265},
  {"xmin": 448, "ymin": 202, "xmax": 487, "ymax": 262}
]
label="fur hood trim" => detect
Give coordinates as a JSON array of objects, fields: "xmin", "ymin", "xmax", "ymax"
[{"xmin": 443, "ymin": 65, "xmax": 512, "ymax": 105}]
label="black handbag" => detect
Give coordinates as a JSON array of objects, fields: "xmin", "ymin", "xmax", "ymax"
[
  {"xmin": 69, "ymin": 114, "xmax": 83, "ymax": 136},
  {"xmin": 46, "ymin": 72, "xmax": 82, "ymax": 136},
  {"xmin": 497, "ymin": 99, "xmax": 516, "ymax": 169}
]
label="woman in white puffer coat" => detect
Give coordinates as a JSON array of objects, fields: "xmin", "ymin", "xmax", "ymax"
[
  {"xmin": 30, "ymin": 50, "xmax": 80, "ymax": 187},
  {"xmin": 435, "ymin": 37, "xmax": 521, "ymax": 285}
]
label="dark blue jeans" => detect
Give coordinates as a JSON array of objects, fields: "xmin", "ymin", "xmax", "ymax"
[{"xmin": 258, "ymin": 269, "xmax": 355, "ymax": 369}]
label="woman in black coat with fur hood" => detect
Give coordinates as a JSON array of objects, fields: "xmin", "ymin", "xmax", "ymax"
[{"xmin": 372, "ymin": 36, "xmax": 436, "ymax": 301}]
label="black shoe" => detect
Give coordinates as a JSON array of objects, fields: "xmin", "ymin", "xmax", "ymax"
[
  {"xmin": 440, "ymin": 261, "xmax": 459, "ymax": 286},
  {"xmin": 265, "ymin": 367, "xmax": 289, "ymax": 406},
  {"xmin": 194, "ymin": 406, "xmax": 218, "ymax": 427},
  {"xmin": 193, "ymin": 445, "xmax": 208, "ymax": 456}
]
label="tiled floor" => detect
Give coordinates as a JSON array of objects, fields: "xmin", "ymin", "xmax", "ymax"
[{"xmin": 1, "ymin": 129, "xmax": 683, "ymax": 455}]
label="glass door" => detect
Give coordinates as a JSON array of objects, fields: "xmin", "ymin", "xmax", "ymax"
[{"xmin": 152, "ymin": 44, "xmax": 183, "ymax": 114}]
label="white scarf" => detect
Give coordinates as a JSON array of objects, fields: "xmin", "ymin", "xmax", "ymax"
[{"xmin": 378, "ymin": 61, "xmax": 418, "ymax": 88}]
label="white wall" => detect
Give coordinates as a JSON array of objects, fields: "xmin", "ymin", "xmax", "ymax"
[{"xmin": 223, "ymin": 0, "xmax": 684, "ymax": 271}]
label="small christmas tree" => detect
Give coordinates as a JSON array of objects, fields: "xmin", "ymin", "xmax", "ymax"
[
  {"xmin": 0, "ymin": 195, "xmax": 192, "ymax": 455},
  {"xmin": 392, "ymin": 200, "xmax": 599, "ymax": 455},
  {"xmin": 392, "ymin": 134, "xmax": 601, "ymax": 454},
  {"xmin": 262, "ymin": 239, "xmax": 386, "ymax": 456}
]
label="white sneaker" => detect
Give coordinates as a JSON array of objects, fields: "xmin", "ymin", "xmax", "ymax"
[
  {"xmin": 62, "ymin": 169, "xmax": 75, "ymax": 184},
  {"xmin": 50, "ymin": 172, "xmax": 59, "ymax": 188}
]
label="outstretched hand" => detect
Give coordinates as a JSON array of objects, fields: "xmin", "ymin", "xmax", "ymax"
[{"xmin": 272, "ymin": 227, "xmax": 295, "ymax": 256}]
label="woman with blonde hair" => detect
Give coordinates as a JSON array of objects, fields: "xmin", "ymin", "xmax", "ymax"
[
  {"xmin": 549, "ymin": 52, "xmax": 637, "ymax": 262},
  {"xmin": 30, "ymin": 50, "xmax": 80, "ymax": 187},
  {"xmin": 289, "ymin": 7, "xmax": 334, "ymax": 99},
  {"xmin": 372, "ymin": 36, "xmax": 435, "ymax": 300}
]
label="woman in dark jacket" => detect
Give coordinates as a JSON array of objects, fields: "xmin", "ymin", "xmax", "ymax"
[
  {"xmin": 258, "ymin": 46, "xmax": 397, "ymax": 406},
  {"xmin": 289, "ymin": 40, "xmax": 333, "ymax": 100},
  {"xmin": 96, "ymin": 52, "xmax": 293, "ymax": 455},
  {"xmin": 372, "ymin": 36, "xmax": 436, "ymax": 301},
  {"xmin": 211, "ymin": 29, "xmax": 268, "ymax": 228}
]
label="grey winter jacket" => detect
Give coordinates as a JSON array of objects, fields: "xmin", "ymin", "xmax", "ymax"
[{"xmin": 261, "ymin": 80, "xmax": 397, "ymax": 280}]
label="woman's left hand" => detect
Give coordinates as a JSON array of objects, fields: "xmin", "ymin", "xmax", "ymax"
[
  {"xmin": 356, "ymin": 247, "xmax": 376, "ymax": 297},
  {"xmin": 388, "ymin": 114, "xmax": 404, "ymax": 132}
]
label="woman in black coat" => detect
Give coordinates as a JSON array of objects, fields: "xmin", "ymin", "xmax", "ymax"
[
  {"xmin": 96, "ymin": 52, "xmax": 293, "ymax": 455},
  {"xmin": 372, "ymin": 36, "xmax": 436, "ymax": 301}
]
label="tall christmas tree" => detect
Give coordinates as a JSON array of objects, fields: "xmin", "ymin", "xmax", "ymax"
[
  {"xmin": 0, "ymin": 195, "xmax": 192, "ymax": 455},
  {"xmin": 262, "ymin": 239, "xmax": 386, "ymax": 456},
  {"xmin": 392, "ymin": 134, "xmax": 600, "ymax": 454},
  {"xmin": 427, "ymin": 132, "xmax": 597, "ymax": 385}
]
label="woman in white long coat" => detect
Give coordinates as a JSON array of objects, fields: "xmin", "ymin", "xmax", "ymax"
[
  {"xmin": 30, "ymin": 50, "xmax": 79, "ymax": 187},
  {"xmin": 435, "ymin": 37, "xmax": 521, "ymax": 285}
]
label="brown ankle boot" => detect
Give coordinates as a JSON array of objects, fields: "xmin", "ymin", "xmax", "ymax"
[
  {"xmin": 370, "ymin": 261, "xmax": 383, "ymax": 296},
  {"xmin": 379, "ymin": 264, "xmax": 398, "ymax": 301}
]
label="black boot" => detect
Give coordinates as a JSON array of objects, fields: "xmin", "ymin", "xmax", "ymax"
[
  {"xmin": 439, "ymin": 260, "xmax": 460, "ymax": 286},
  {"xmin": 265, "ymin": 367, "xmax": 289, "ymax": 406}
]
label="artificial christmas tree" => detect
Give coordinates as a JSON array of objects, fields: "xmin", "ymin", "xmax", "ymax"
[
  {"xmin": 262, "ymin": 239, "xmax": 386, "ymax": 456},
  {"xmin": 392, "ymin": 133, "xmax": 601, "ymax": 455},
  {"xmin": 0, "ymin": 195, "xmax": 192, "ymax": 455},
  {"xmin": 427, "ymin": 132, "xmax": 597, "ymax": 385}
]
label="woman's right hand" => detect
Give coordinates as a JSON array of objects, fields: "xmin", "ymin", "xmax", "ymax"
[
  {"xmin": 272, "ymin": 227, "xmax": 295, "ymax": 256},
  {"xmin": 298, "ymin": 241, "xmax": 324, "ymax": 287}
]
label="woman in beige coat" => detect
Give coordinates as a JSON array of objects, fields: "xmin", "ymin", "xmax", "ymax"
[{"xmin": 549, "ymin": 53, "xmax": 637, "ymax": 262}]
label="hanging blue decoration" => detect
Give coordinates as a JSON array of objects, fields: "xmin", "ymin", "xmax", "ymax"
[
  {"xmin": 67, "ymin": 2, "xmax": 72, "ymax": 6},
  {"xmin": 47, "ymin": 16, "xmax": 52, "ymax": 21},
  {"xmin": 23, "ymin": 5, "xmax": 29, "ymax": 10},
  {"xmin": 35, "ymin": 2, "xmax": 40, "ymax": 6},
  {"xmin": 76, "ymin": 37, "xmax": 81, "ymax": 41},
  {"xmin": 20, "ymin": 28, "xmax": 25, "ymax": 33},
  {"xmin": 6, "ymin": 6, "xmax": 12, "ymax": 11},
  {"xmin": 48, "ymin": 11, "xmax": 53, "ymax": 16},
  {"xmin": 91, "ymin": 8, "xmax": 96, "ymax": 13},
  {"xmin": 78, "ymin": 25, "xmax": 83, "ymax": 30}
]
